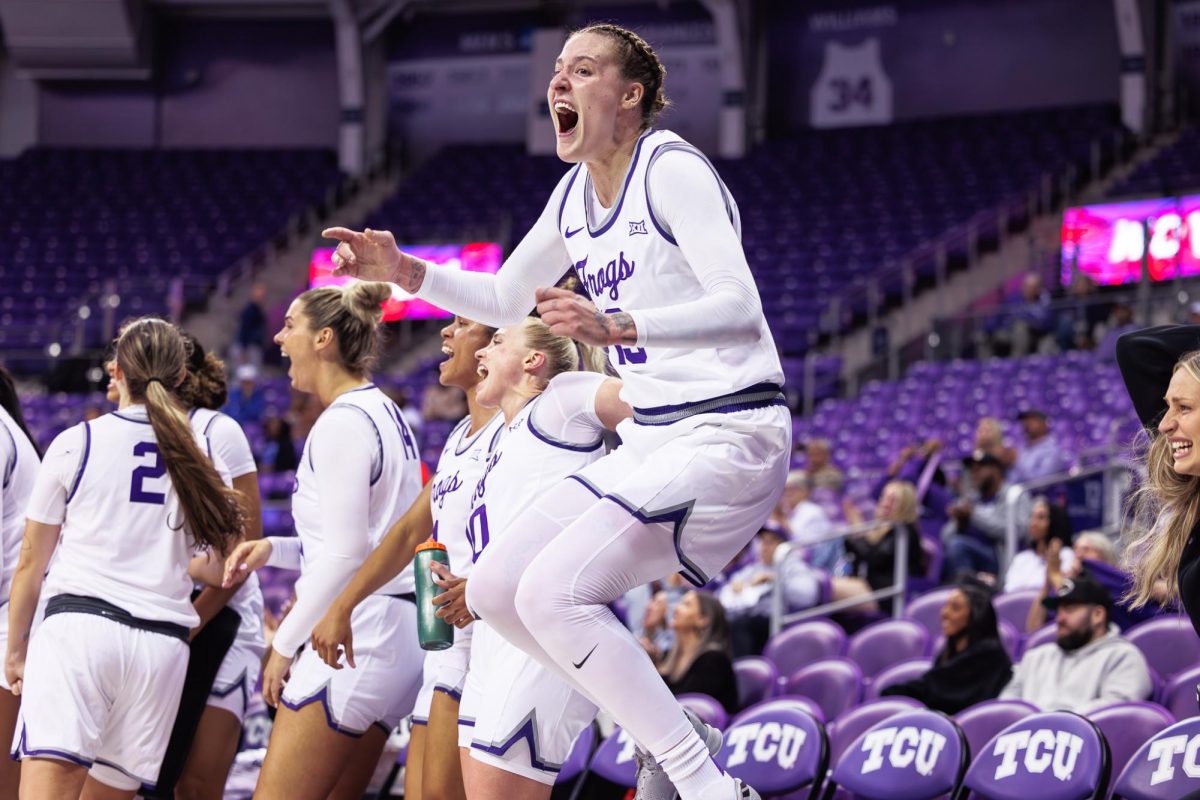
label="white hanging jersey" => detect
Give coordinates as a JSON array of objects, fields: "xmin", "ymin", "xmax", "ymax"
[
  {"xmin": 0, "ymin": 406, "xmax": 40, "ymax": 600},
  {"xmin": 810, "ymin": 38, "xmax": 894, "ymax": 129},
  {"xmin": 467, "ymin": 373, "xmax": 608, "ymax": 556},
  {"xmin": 25, "ymin": 405, "xmax": 228, "ymax": 628},
  {"xmin": 558, "ymin": 129, "xmax": 784, "ymax": 409},
  {"xmin": 189, "ymin": 408, "xmax": 264, "ymax": 645},
  {"xmin": 430, "ymin": 411, "xmax": 504, "ymax": 577},
  {"xmin": 291, "ymin": 384, "xmax": 423, "ymax": 596}
]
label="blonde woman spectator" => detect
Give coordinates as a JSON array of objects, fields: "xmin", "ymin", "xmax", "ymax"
[{"xmin": 843, "ymin": 481, "xmax": 927, "ymax": 612}]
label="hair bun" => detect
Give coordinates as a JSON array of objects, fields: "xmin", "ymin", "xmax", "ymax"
[{"xmin": 345, "ymin": 281, "xmax": 392, "ymax": 323}]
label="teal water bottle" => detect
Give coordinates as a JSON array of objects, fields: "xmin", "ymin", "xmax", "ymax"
[{"xmin": 414, "ymin": 539, "xmax": 454, "ymax": 651}]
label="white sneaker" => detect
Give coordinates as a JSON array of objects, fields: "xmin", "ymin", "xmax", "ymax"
[{"xmin": 633, "ymin": 709, "xmax": 724, "ymax": 800}]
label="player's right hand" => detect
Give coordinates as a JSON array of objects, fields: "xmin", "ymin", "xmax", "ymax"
[
  {"xmin": 311, "ymin": 607, "xmax": 356, "ymax": 670},
  {"xmin": 223, "ymin": 539, "xmax": 272, "ymax": 588},
  {"xmin": 323, "ymin": 227, "xmax": 421, "ymax": 290},
  {"xmin": 4, "ymin": 650, "xmax": 23, "ymax": 696}
]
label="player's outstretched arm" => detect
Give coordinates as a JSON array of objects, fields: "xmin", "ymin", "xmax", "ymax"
[
  {"xmin": 323, "ymin": 227, "xmax": 427, "ymax": 294},
  {"xmin": 311, "ymin": 481, "xmax": 434, "ymax": 669}
]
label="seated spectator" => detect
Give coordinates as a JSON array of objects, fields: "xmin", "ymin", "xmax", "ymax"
[
  {"xmin": 260, "ymin": 414, "xmax": 298, "ymax": 474},
  {"xmin": 1000, "ymin": 569, "xmax": 1152, "ymax": 712},
  {"xmin": 843, "ymin": 481, "xmax": 928, "ymax": 612},
  {"xmin": 1004, "ymin": 497, "xmax": 1075, "ymax": 592},
  {"xmin": 1054, "ymin": 273, "xmax": 1109, "ymax": 351},
  {"xmin": 637, "ymin": 587, "xmax": 678, "ymax": 660},
  {"xmin": 983, "ymin": 272, "xmax": 1054, "ymax": 357},
  {"xmin": 975, "ymin": 417, "xmax": 1017, "ymax": 469},
  {"xmin": 882, "ymin": 581, "xmax": 1012, "ymax": 713},
  {"xmin": 940, "ymin": 452, "xmax": 1026, "ymax": 581},
  {"xmin": 223, "ymin": 363, "xmax": 266, "ymax": 425},
  {"xmin": 804, "ymin": 438, "xmax": 845, "ymax": 493},
  {"xmin": 783, "ymin": 470, "xmax": 842, "ymax": 574},
  {"xmin": 1096, "ymin": 298, "xmax": 1140, "ymax": 361},
  {"xmin": 652, "ymin": 590, "xmax": 740, "ymax": 714},
  {"xmin": 1008, "ymin": 409, "xmax": 1070, "ymax": 484}
]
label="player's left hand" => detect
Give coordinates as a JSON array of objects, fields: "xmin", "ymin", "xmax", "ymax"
[
  {"xmin": 534, "ymin": 287, "xmax": 636, "ymax": 347},
  {"xmin": 262, "ymin": 649, "xmax": 293, "ymax": 708},
  {"xmin": 430, "ymin": 562, "xmax": 473, "ymax": 628}
]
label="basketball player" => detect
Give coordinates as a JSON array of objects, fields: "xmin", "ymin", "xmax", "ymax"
[
  {"xmin": 324, "ymin": 22, "xmax": 788, "ymax": 800},
  {"xmin": 5, "ymin": 317, "xmax": 244, "ymax": 800},
  {"xmin": 309, "ymin": 315, "xmax": 502, "ymax": 800},
  {"xmin": 222, "ymin": 281, "xmax": 425, "ymax": 800},
  {"xmin": 175, "ymin": 333, "xmax": 267, "ymax": 800},
  {"xmin": 0, "ymin": 367, "xmax": 40, "ymax": 800}
]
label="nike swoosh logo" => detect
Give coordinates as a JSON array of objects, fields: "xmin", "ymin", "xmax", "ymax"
[
  {"xmin": 573, "ymin": 643, "xmax": 598, "ymax": 669},
  {"xmin": 565, "ymin": 226, "xmax": 584, "ymax": 238}
]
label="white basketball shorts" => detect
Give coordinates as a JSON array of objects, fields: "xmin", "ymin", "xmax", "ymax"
[
  {"xmin": 571, "ymin": 404, "xmax": 791, "ymax": 587},
  {"xmin": 11, "ymin": 612, "xmax": 188, "ymax": 792},
  {"xmin": 280, "ymin": 593, "xmax": 424, "ymax": 736},
  {"xmin": 413, "ymin": 622, "xmax": 473, "ymax": 726},
  {"xmin": 462, "ymin": 621, "xmax": 597, "ymax": 785}
]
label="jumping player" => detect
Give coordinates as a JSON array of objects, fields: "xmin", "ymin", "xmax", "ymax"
[
  {"xmin": 5, "ymin": 318, "xmax": 244, "ymax": 799},
  {"xmin": 222, "ymin": 281, "xmax": 425, "ymax": 800},
  {"xmin": 0, "ymin": 366, "xmax": 40, "ymax": 800},
  {"xmin": 324, "ymin": 22, "xmax": 788, "ymax": 800},
  {"xmin": 309, "ymin": 315, "xmax": 502, "ymax": 800}
]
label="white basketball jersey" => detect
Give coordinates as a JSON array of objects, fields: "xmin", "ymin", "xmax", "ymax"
[
  {"xmin": 189, "ymin": 408, "xmax": 264, "ymax": 644},
  {"xmin": 292, "ymin": 385, "xmax": 423, "ymax": 595},
  {"xmin": 0, "ymin": 406, "xmax": 39, "ymax": 600},
  {"xmin": 558, "ymin": 129, "xmax": 783, "ymax": 408},
  {"xmin": 41, "ymin": 407, "xmax": 211, "ymax": 627},
  {"xmin": 810, "ymin": 38, "xmax": 894, "ymax": 129},
  {"xmin": 430, "ymin": 411, "xmax": 504, "ymax": 577},
  {"xmin": 467, "ymin": 373, "xmax": 607, "ymax": 557}
]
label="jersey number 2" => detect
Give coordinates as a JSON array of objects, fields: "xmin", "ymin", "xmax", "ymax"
[{"xmin": 130, "ymin": 442, "xmax": 166, "ymax": 505}]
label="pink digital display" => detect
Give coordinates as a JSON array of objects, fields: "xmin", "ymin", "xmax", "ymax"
[
  {"xmin": 1061, "ymin": 195, "xmax": 1200, "ymax": 286},
  {"xmin": 308, "ymin": 242, "xmax": 503, "ymax": 321}
]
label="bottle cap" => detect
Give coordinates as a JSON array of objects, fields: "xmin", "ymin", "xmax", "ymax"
[{"xmin": 415, "ymin": 538, "xmax": 447, "ymax": 554}]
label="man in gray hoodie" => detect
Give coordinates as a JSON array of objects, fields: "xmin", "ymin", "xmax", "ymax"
[{"xmin": 1000, "ymin": 569, "xmax": 1152, "ymax": 712}]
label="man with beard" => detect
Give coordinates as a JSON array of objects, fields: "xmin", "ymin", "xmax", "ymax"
[{"xmin": 1000, "ymin": 570, "xmax": 1151, "ymax": 712}]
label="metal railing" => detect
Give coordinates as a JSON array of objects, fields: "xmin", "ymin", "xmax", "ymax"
[
  {"xmin": 768, "ymin": 518, "xmax": 910, "ymax": 636},
  {"xmin": 999, "ymin": 458, "xmax": 1137, "ymax": 581}
]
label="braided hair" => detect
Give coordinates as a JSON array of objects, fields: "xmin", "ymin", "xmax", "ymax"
[{"xmin": 573, "ymin": 23, "xmax": 670, "ymax": 128}]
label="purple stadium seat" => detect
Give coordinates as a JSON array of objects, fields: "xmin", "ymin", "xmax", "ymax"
[
  {"xmin": 865, "ymin": 658, "xmax": 931, "ymax": 701},
  {"xmin": 555, "ymin": 724, "xmax": 596, "ymax": 786},
  {"xmin": 782, "ymin": 658, "xmax": 863, "ymax": 722},
  {"xmin": 1125, "ymin": 617, "xmax": 1200, "ymax": 678},
  {"xmin": 826, "ymin": 697, "xmax": 923, "ymax": 765},
  {"xmin": 1111, "ymin": 715, "xmax": 1200, "ymax": 800},
  {"xmin": 1089, "ymin": 701, "xmax": 1175, "ymax": 780},
  {"xmin": 1159, "ymin": 664, "xmax": 1200, "ymax": 721},
  {"xmin": 825, "ymin": 709, "xmax": 968, "ymax": 800},
  {"xmin": 954, "ymin": 699, "xmax": 1038, "ymax": 759},
  {"xmin": 734, "ymin": 656, "xmax": 779, "ymax": 710},
  {"xmin": 961, "ymin": 711, "xmax": 1111, "ymax": 800},
  {"xmin": 994, "ymin": 589, "xmax": 1040, "ymax": 633},
  {"xmin": 905, "ymin": 586, "xmax": 955, "ymax": 637},
  {"xmin": 587, "ymin": 727, "xmax": 638, "ymax": 789},
  {"xmin": 1020, "ymin": 623, "xmax": 1058, "ymax": 656},
  {"xmin": 678, "ymin": 693, "xmax": 730, "ymax": 730},
  {"xmin": 764, "ymin": 618, "xmax": 848, "ymax": 679},
  {"xmin": 847, "ymin": 618, "xmax": 931, "ymax": 679},
  {"xmin": 716, "ymin": 700, "xmax": 828, "ymax": 799}
]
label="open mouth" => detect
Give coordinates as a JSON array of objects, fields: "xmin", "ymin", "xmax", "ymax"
[
  {"xmin": 477, "ymin": 364, "xmax": 489, "ymax": 378},
  {"xmin": 1172, "ymin": 440, "xmax": 1193, "ymax": 460},
  {"xmin": 554, "ymin": 100, "xmax": 578, "ymax": 136}
]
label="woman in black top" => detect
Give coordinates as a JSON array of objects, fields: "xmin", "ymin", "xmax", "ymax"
[
  {"xmin": 656, "ymin": 590, "xmax": 740, "ymax": 714},
  {"xmin": 1116, "ymin": 325, "xmax": 1200, "ymax": 635},
  {"xmin": 882, "ymin": 581, "xmax": 1012, "ymax": 714},
  {"xmin": 844, "ymin": 480, "xmax": 928, "ymax": 611}
]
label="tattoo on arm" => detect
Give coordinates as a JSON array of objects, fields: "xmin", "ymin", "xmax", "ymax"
[
  {"xmin": 605, "ymin": 312, "xmax": 638, "ymax": 345},
  {"xmin": 400, "ymin": 254, "xmax": 427, "ymax": 293}
]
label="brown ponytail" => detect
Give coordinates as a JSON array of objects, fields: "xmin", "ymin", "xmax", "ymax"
[
  {"xmin": 116, "ymin": 318, "xmax": 243, "ymax": 553},
  {"xmin": 176, "ymin": 332, "xmax": 229, "ymax": 411}
]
